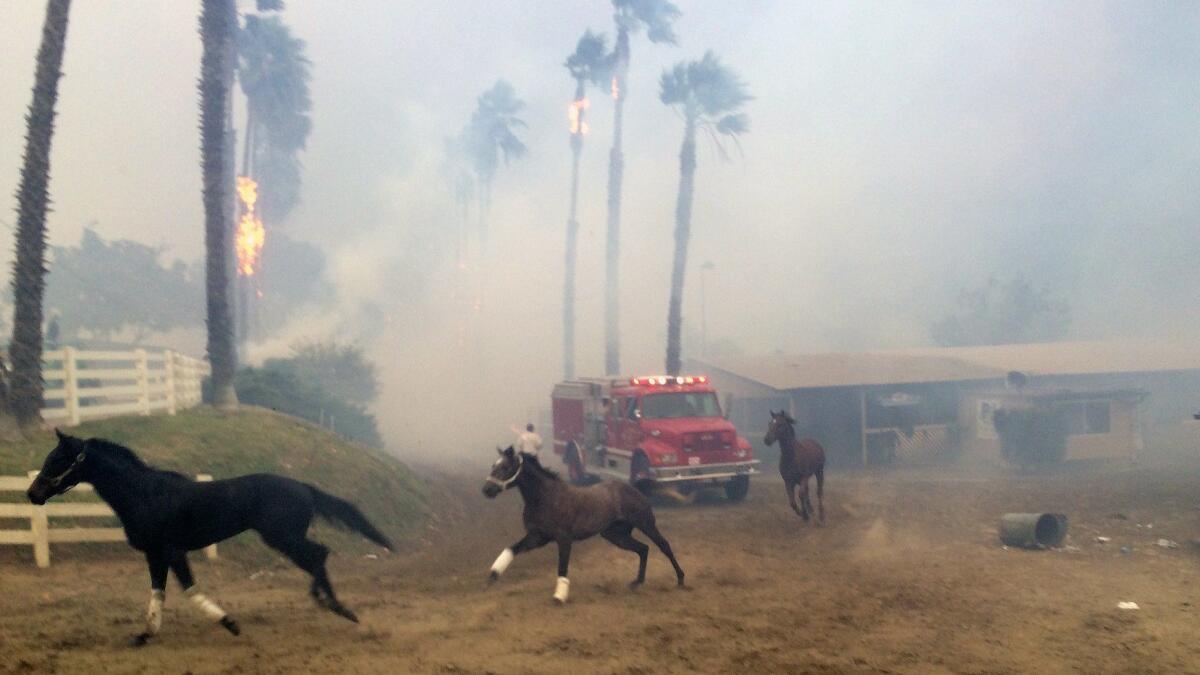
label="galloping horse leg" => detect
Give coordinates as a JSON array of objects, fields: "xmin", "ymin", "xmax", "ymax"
[
  {"xmin": 601, "ymin": 522, "xmax": 649, "ymax": 588},
  {"xmin": 171, "ymin": 550, "xmax": 240, "ymax": 636},
  {"xmin": 634, "ymin": 520, "xmax": 686, "ymax": 586},
  {"xmin": 785, "ymin": 479, "xmax": 804, "ymax": 520},
  {"xmin": 554, "ymin": 539, "xmax": 573, "ymax": 603},
  {"xmin": 799, "ymin": 475, "xmax": 814, "ymax": 523},
  {"xmin": 132, "ymin": 550, "xmax": 170, "ymax": 647},
  {"xmin": 489, "ymin": 532, "xmax": 550, "ymax": 582},
  {"xmin": 815, "ymin": 467, "xmax": 826, "ymax": 526},
  {"xmin": 269, "ymin": 533, "xmax": 359, "ymax": 623}
]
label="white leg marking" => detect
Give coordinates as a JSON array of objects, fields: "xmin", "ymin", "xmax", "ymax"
[
  {"xmin": 553, "ymin": 576, "xmax": 570, "ymax": 604},
  {"xmin": 145, "ymin": 589, "xmax": 165, "ymax": 635},
  {"xmin": 490, "ymin": 548, "xmax": 514, "ymax": 577},
  {"xmin": 186, "ymin": 586, "xmax": 227, "ymax": 621}
]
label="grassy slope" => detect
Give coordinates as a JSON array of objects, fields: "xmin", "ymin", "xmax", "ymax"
[{"xmin": 0, "ymin": 407, "xmax": 428, "ymax": 560}]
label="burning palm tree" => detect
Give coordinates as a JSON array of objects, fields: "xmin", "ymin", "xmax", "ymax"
[
  {"xmin": 198, "ymin": 0, "xmax": 282, "ymax": 408},
  {"xmin": 235, "ymin": 9, "xmax": 310, "ymax": 345},
  {"xmin": 562, "ymin": 30, "xmax": 611, "ymax": 380},
  {"xmin": 7, "ymin": 0, "xmax": 72, "ymax": 429},
  {"xmin": 604, "ymin": 0, "xmax": 681, "ymax": 375},
  {"xmin": 466, "ymin": 80, "xmax": 527, "ymax": 253},
  {"xmin": 659, "ymin": 52, "xmax": 750, "ymax": 376}
]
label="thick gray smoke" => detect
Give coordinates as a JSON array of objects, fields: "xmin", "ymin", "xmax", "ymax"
[{"xmin": 2, "ymin": 2, "xmax": 1198, "ymax": 459}]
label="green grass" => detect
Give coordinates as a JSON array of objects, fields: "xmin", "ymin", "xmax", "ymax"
[{"xmin": 0, "ymin": 407, "xmax": 428, "ymax": 561}]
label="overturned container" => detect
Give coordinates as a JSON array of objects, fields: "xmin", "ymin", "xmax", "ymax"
[{"xmin": 999, "ymin": 513, "xmax": 1068, "ymax": 549}]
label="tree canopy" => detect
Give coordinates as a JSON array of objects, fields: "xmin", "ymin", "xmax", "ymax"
[
  {"xmin": 465, "ymin": 80, "xmax": 527, "ymax": 185},
  {"xmin": 660, "ymin": 51, "xmax": 751, "ymax": 139},
  {"xmin": 237, "ymin": 12, "xmax": 312, "ymax": 224},
  {"xmin": 931, "ymin": 276, "xmax": 1071, "ymax": 347},
  {"xmin": 613, "ymin": 0, "xmax": 681, "ymax": 44},
  {"xmin": 565, "ymin": 30, "xmax": 611, "ymax": 88},
  {"xmin": 45, "ymin": 228, "xmax": 203, "ymax": 342}
]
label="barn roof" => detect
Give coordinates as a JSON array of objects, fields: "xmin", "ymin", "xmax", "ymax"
[{"xmin": 693, "ymin": 341, "xmax": 1200, "ymax": 392}]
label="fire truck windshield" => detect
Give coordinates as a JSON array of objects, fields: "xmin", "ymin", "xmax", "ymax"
[{"xmin": 641, "ymin": 392, "xmax": 722, "ymax": 419}]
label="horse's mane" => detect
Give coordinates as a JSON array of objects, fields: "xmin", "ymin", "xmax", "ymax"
[
  {"xmin": 85, "ymin": 438, "xmax": 188, "ymax": 479},
  {"xmin": 521, "ymin": 452, "xmax": 561, "ymax": 481}
]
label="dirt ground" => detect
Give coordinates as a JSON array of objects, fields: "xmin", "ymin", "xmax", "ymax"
[{"xmin": 3, "ymin": 459, "xmax": 1200, "ymax": 674}]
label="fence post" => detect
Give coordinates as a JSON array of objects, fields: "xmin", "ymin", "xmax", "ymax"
[
  {"xmin": 27, "ymin": 471, "xmax": 50, "ymax": 568},
  {"xmin": 63, "ymin": 346, "xmax": 80, "ymax": 426},
  {"xmin": 196, "ymin": 474, "xmax": 219, "ymax": 560},
  {"xmin": 164, "ymin": 351, "xmax": 177, "ymax": 415},
  {"xmin": 135, "ymin": 349, "xmax": 150, "ymax": 415}
]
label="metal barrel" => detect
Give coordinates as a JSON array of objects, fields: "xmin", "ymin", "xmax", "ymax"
[{"xmin": 999, "ymin": 513, "xmax": 1067, "ymax": 548}]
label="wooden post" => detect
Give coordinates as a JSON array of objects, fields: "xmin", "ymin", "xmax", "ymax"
[
  {"xmin": 196, "ymin": 474, "xmax": 218, "ymax": 560},
  {"xmin": 63, "ymin": 346, "xmax": 79, "ymax": 426},
  {"xmin": 860, "ymin": 388, "xmax": 869, "ymax": 467},
  {"xmin": 135, "ymin": 349, "xmax": 150, "ymax": 415},
  {"xmin": 164, "ymin": 351, "xmax": 177, "ymax": 415},
  {"xmin": 27, "ymin": 471, "xmax": 49, "ymax": 568}
]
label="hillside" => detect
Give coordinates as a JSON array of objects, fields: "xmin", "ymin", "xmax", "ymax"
[{"xmin": 0, "ymin": 407, "xmax": 428, "ymax": 559}]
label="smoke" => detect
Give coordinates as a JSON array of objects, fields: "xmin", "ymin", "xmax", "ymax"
[{"xmin": 3, "ymin": 2, "xmax": 1199, "ymax": 460}]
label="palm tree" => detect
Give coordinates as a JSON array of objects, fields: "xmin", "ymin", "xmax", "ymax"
[
  {"xmin": 199, "ymin": 0, "xmax": 242, "ymax": 409},
  {"xmin": 604, "ymin": 0, "xmax": 681, "ymax": 376},
  {"xmin": 8, "ymin": 0, "xmax": 73, "ymax": 429},
  {"xmin": 235, "ymin": 11, "xmax": 310, "ymax": 345},
  {"xmin": 659, "ymin": 52, "xmax": 750, "ymax": 375},
  {"xmin": 466, "ymin": 80, "xmax": 527, "ymax": 252},
  {"xmin": 237, "ymin": 12, "xmax": 312, "ymax": 224},
  {"xmin": 562, "ymin": 30, "xmax": 611, "ymax": 380}
]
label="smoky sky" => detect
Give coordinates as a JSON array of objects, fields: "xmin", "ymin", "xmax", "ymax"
[{"xmin": 2, "ymin": 2, "xmax": 1199, "ymax": 453}]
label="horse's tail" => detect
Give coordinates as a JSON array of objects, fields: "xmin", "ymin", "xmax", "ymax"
[{"xmin": 308, "ymin": 486, "xmax": 394, "ymax": 551}]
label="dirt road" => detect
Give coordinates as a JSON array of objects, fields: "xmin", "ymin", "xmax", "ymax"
[{"xmin": 3, "ymin": 462, "xmax": 1199, "ymax": 674}]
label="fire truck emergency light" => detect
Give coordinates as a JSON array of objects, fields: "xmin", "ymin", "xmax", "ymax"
[{"xmin": 629, "ymin": 375, "xmax": 709, "ymax": 386}]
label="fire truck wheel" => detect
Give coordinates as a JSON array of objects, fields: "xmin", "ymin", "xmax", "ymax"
[
  {"xmin": 724, "ymin": 475, "xmax": 750, "ymax": 502},
  {"xmin": 631, "ymin": 453, "xmax": 654, "ymax": 495},
  {"xmin": 564, "ymin": 443, "xmax": 587, "ymax": 485}
]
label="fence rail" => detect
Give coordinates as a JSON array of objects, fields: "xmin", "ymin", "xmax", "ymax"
[
  {"xmin": 0, "ymin": 471, "xmax": 217, "ymax": 567},
  {"xmin": 39, "ymin": 347, "xmax": 209, "ymax": 426}
]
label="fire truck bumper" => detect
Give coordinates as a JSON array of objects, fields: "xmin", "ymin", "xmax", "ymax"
[{"xmin": 650, "ymin": 460, "xmax": 761, "ymax": 483}]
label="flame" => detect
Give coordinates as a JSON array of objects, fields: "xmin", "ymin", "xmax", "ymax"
[
  {"xmin": 611, "ymin": 76, "xmax": 620, "ymax": 100},
  {"xmin": 235, "ymin": 176, "xmax": 265, "ymax": 277},
  {"xmin": 568, "ymin": 97, "xmax": 589, "ymax": 135}
]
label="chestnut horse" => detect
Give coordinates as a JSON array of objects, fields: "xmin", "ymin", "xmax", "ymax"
[
  {"xmin": 764, "ymin": 410, "xmax": 826, "ymax": 524},
  {"xmin": 482, "ymin": 446, "xmax": 685, "ymax": 603}
]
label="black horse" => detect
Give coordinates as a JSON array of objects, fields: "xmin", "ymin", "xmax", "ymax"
[
  {"xmin": 27, "ymin": 430, "xmax": 393, "ymax": 645},
  {"xmin": 482, "ymin": 446, "xmax": 684, "ymax": 603}
]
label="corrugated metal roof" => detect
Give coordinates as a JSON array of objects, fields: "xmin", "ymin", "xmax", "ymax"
[{"xmin": 694, "ymin": 341, "xmax": 1200, "ymax": 391}]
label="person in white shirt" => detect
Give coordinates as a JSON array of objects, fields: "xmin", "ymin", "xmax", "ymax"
[{"xmin": 516, "ymin": 423, "xmax": 542, "ymax": 456}]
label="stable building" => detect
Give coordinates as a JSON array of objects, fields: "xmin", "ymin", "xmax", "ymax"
[{"xmin": 689, "ymin": 340, "xmax": 1200, "ymax": 467}]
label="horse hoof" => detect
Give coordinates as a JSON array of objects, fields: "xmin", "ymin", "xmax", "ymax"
[
  {"xmin": 219, "ymin": 617, "xmax": 241, "ymax": 636},
  {"xmin": 628, "ymin": 580, "xmax": 644, "ymax": 590},
  {"xmin": 131, "ymin": 633, "xmax": 151, "ymax": 648},
  {"xmin": 488, "ymin": 571, "xmax": 500, "ymax": 584}
]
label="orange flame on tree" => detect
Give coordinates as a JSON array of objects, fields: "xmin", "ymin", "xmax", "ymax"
[
  {"xmin": 611, "ymin": 76, "xmax": 620, "ymax": 100},
  {"xmin": 568, "ymin": 97, "xmax": 589, "ymax": 135},
  {"xmin": 235, "ymin": 176, "xmax": 265, "ymax": 277}
]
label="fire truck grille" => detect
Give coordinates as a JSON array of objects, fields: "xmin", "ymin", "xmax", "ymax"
[{"xmin": 683, "ymin": 431, "xmax": 734, "ymax": 454}]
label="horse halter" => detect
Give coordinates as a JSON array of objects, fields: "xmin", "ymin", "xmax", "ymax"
[
  {"xmin": 43, "ymin": 452, "xmax": 86, "ymax": 491},
  {"xmin": 486, "ymin": 453, "xmax": 524, "ymax": 490}
]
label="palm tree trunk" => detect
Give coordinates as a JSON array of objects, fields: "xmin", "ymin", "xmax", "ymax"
[
  {"xmin": 665, "ymin": 117, "xmax": 697, "ymax": 376},
  {"xmin": 200, "ymin": 0, "xmax": 239, "ymax": 409},
  {"xmin": 564, "ymin": 84, "xmax": 585, "ymax": 380},
  {"xmin": 603, "ymin": 29, "xmax": 630, "ymax": 376},
  {"xmin": 9, "ymin": 0, "xmax": 72, "ymax": 428}
]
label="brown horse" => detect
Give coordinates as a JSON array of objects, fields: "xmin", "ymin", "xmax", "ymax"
[
  {"xmin": 482, "ymin": 446, "xmax": 684, "ymax": 603},
  {"xmin": 764, "ymin": 410, "xmax": 826, "ymax": 524}
]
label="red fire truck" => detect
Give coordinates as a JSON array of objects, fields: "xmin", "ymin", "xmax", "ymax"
[{"xmin": 551, "ymin": 375, "xmax": 759, "ymax": 501}]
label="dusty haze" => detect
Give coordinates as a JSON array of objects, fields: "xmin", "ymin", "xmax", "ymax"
[{"xmin": 2, "ymin": 1, "xmax": 1198, "ymax": 459}]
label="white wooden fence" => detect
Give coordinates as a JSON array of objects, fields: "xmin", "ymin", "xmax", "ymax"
[
  {"xmin": 0, "ymin": 471, "xmax": 217, "ymax": 568},
  {"xmin": 40, "ymin": 348, "xmax": 209, "ymax": 426}
]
